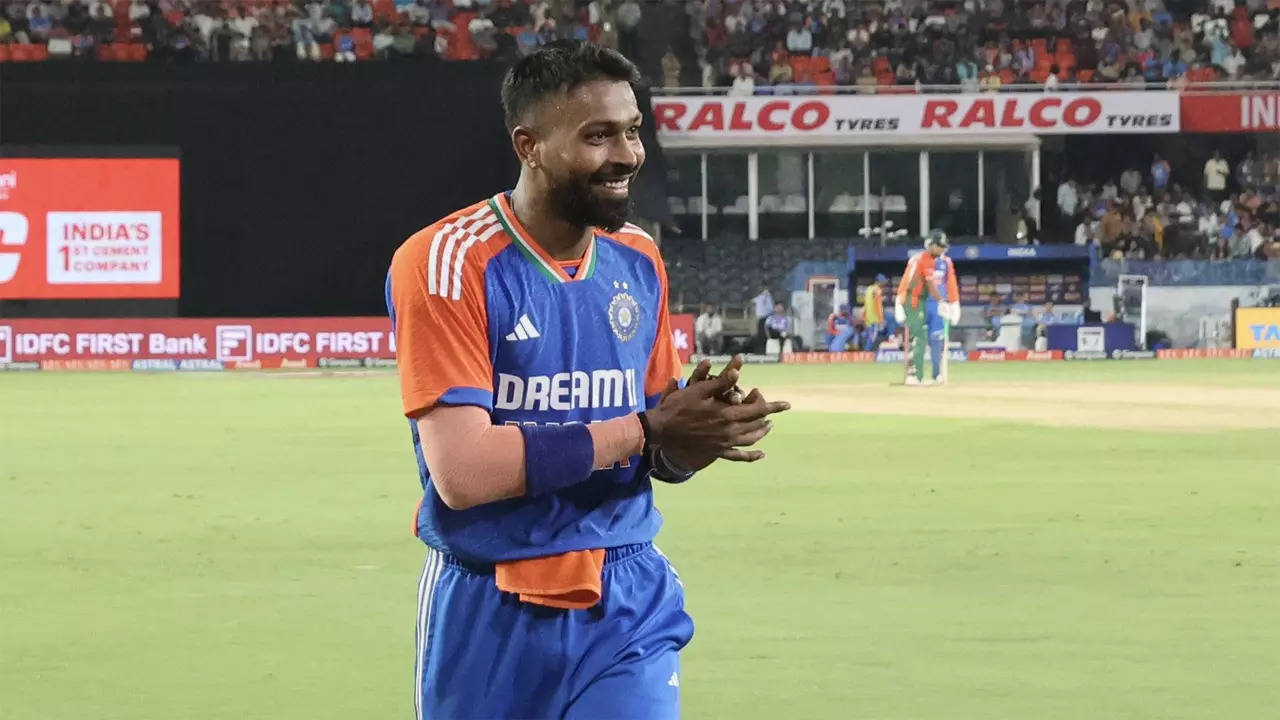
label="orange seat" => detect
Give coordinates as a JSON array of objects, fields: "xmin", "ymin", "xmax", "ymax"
[
  {"xmin": 0, "ymin": 45, "xmax": 10, "ymax": 62},
  {"xmin": 1030, "ymin": 38, "xmax": 1048, "ymax": 55},
  {"xmin": 320, "ymin": 43, "xmax": 335, "ymax": 60},
  {"xmin": 872, "ymin": 55, "xmax": 890, "ymax": 73},
  {"xmin": 1077, "ymin": 68, "xmax": 1095, "ymax": 82},
  {"xmin": 998, "ymin": 68, "xmax": 1015, "ymax": 84},
  {"xmin": 1055, "ymin": 38, "xmax": 1071, "ymax": 53},
  {"xmin": 414, "ymin": 26, "xmax": 432, "ymax": 38},
  {"xmin": 810, "ymin": 55, "xmax": 830, "ymax": 73},
  {"xmin": 127, "ymin": 43, "xmax": 146, "ymax": 61}
]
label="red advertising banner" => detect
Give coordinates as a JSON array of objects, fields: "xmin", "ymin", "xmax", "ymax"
[
  {"xmin": 1180, "ymin": 93, "xmax": 1280, "ymax": 133},
  {"xmin": 783, "ymin": 351, "xmax": 877, "ymax": 363},
  {"xmin": 968, "ymin": 349, "xmax": 1063, "ymax": 361},
  {"xmin": 0, "ymin": 317, "xmax": 393, "ymax": 369},
  {"xmin": 0, "ymin": 158, "xmax": 181, "ymax": 299},
  {"xmin": 652, "ymin": 92, "xmax": 1179, "ymax": 145},
  {"xmin": 1155, "ymin": 348, "xmax": 1254, "ymax": 359},
  {"xmin": 670, "ymin": 313, "xmax": 694, "ymax": 365}
]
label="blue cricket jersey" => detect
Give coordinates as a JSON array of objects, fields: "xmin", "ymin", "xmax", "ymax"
[{"xmin": 386, "ymin": 193, "xmax": 683, "ymax": 565}]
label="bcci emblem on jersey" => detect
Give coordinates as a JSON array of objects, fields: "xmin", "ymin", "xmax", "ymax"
[{"xmin": 609, "ymin": 282, "xmax": 640, "ymax": 343}]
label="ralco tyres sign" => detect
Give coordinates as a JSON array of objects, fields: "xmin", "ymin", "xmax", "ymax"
[{"xmin": 653, "ymin": 92, "xmax": 1179, "ymax": 144}]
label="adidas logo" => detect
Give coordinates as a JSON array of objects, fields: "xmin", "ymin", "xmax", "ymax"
[
  {"xmin": 667, "ymin": 672, "xmax": 679, "ymax": 688},
  {"xmin": 505, "ymin": 314, "xmax": 541, "ymax": 342}
]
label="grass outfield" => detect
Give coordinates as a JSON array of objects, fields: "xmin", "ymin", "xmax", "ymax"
[{"xmin": 2, "ymin": 359, "xmax": 1278, "ymax": 719}]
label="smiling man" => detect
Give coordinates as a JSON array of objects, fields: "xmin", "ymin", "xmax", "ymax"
[{"xmin": 386, "ymin": 41, "xmax": 788, "ymax": 719}]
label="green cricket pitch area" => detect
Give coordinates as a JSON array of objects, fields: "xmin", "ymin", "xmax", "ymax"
[{"xmin": 3, "ymin": 359, "xmax": 1278, "ymax": 719}]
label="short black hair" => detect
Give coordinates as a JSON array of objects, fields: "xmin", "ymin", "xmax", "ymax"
[{"xmin": 500, "ymin": 40, "xmax": 641, "ymax": 131}]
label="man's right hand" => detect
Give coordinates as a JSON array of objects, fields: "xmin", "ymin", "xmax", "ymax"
[{"xmin": 645, "ymin": 357, "xmax": 790, "ymax": 470}]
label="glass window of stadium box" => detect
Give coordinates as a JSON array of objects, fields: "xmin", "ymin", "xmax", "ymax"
[
  {"xmin": 982, "ymin": 151, "xmax": 1036, "ymax": 244},
  {"xmin": 868, "ymin": 151, "xmax": 920, "ymax": 242},
  {"xmin": 756, "ymin": 151, "xmax": 809, "ymax": 239},
  {"xmin": 665, "ymin": 153, "xmax": 704, "ymax": 238},
  {"xmin": 706, "ymin": 153, "xmax": 749, "ymax": 238},
  {"xmin": 929, "ymin": 152, "xmax": 980, "ymax": 240},
  {"xmin": 814, "ymin": 152, "xmax": 868, "ymax": 239}
]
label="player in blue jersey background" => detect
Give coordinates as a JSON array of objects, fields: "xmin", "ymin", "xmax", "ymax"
[{"xmin": 387, "ymin": 41, "xmax": 790, "ymax": 719}]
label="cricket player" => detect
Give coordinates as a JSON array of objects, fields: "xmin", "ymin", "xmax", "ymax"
[
  {"xmin": 861, "ymin": 273, "xmax": 888, "ymax": 351},
  {"xmin": 826, "ymin": 303, "xmax": 855, "ymax": 352},
  {"xmin": 386, "ymin": 41, "xmax": 789, "ymax": 720},
  {"xmin": 893, "ymin": 230, "xmax": 960, "ymax": 385}
]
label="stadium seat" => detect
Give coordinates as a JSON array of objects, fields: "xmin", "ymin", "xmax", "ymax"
[
  {"xmin": 1056, "ymin": 37, "xmax": 1072, "ymax": 54},
  {"xmin": 1030, "ymin": 38, "xmax": 1047, "ymax": 56},
  {"xmin": 1077, "ymin": 68, "xmax": 1095, "ymax": 82},
  {"xmin": 352, "ymin": 28, "xmax": 373, "ymax": 60},
  {"xmin": 126, "ymin": 43, "xmax": 146, "ymax": 61},
  {"xmin": 871, "ymin": 56, "xmax": 890, "ymax": 74},
  {"xmin": 0, "ymin": 45, "xmax": 9, "ymax": 62}
]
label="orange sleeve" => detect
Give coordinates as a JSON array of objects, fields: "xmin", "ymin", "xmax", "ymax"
[
  {"xmin": 946, "ymin": 257, "xmax": 960, "ymax": 301},
  {"xmin": 644, "ymin": 248, "xmax": 681, "ymax": 408},
  {"xmin": 389, "ymin": 230, "xmax": 494, "ymax": 417},
  {"xmin": 895, "ymin": 255, "xmax": 918, "ymax": 300}
]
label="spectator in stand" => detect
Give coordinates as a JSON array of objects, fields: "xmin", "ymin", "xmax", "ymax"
[
  {"xmin": 982, "ymin": 291, "xmax": 1007, "ymax": 339},
  {"xmin": 1120, "ymin": 167, "xmax": 1143, "ymax": 197},
  {"xmin": 1151, "ymin": 153, "xmax": 1171, "ymax": 193},
  {"xmin": 765, "ymin": 302, "xmax": 797, "ymax": 352},
  {"xmin": 786, "ymin": 19, "xmax": 812, "ymax": 55},
  {"xmin": 729, "ymin": 66, "xmax": 756, "ymax": 96},
  {"xmin": 1045, "ymin": 64, "xmax": 1061, "ymax": 90},
  {"xmin": 1100, "ymin": 178, "xmax": 1119, "ymax": 203},
  {"xmin": 1075, "ymin": 214, "xmax": 1100, "ymax": 246},
  {"xmin": 1034, "ymin": 301, "xmax": 1058, "ymax": 340},
  {"xmin": 752, "ymin": 285, "xmax": 774, "ymax": 352},
  {"xmin": 1057, "ymin": 179, "xmax": 1080, "ymax": 228},
  {"xmin": 352, "ymin": 0, "xmax": 373, "ymax": 28},
  {"xmin": 695, "ymin": 305, "xmax": 723, "ymax": 357},
  {"xmin": 615, "ymin": 0, "xmax": 640, "ymax": 66},
  {"xmin": 1101, "ymin": 201, "xmax": 1124, "ymax": 250},
  {"xmin": 1204, "ymin": 150, "xmax": 1231, "ymax": 202}
]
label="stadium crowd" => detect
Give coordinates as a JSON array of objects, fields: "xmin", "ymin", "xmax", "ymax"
[
  {"xmin": 1056, "ymin": 149, "xmax": 1280, "ymax": 260},
  {"xmin": 2, "ymin": 0, "xmax": 1279, "ymax": 87}
]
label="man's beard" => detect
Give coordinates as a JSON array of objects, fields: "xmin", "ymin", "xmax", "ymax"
[{"xmin": 547, "ymin": 170, "xmax": 634, "ymax": 233}]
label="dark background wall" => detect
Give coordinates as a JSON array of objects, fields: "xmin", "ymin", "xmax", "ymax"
[{"xmin": 0, "ymin": 63, "xmax": 669, "ymax": 318}]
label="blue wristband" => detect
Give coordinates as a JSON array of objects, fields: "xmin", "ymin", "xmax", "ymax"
[{"xmin": 518, "ymin": 423, "xmax": 595, "ymax": 497}]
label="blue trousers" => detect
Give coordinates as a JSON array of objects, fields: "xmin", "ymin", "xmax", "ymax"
[
  {"xmin": 415, "ymin": 543, "xmax": 693, "ymax": 720},
  {"xmin": 828, "ymin": 325, "xmax": 855, "ymax": 352},
  {"xmin": 863, "ymin": 322, "xmax": 884, "ymax": 351}
]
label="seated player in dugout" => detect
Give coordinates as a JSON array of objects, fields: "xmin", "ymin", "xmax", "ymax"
[{"xmin": 386, "ymin": 41, "xmax": 791, "ymax": 720}]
